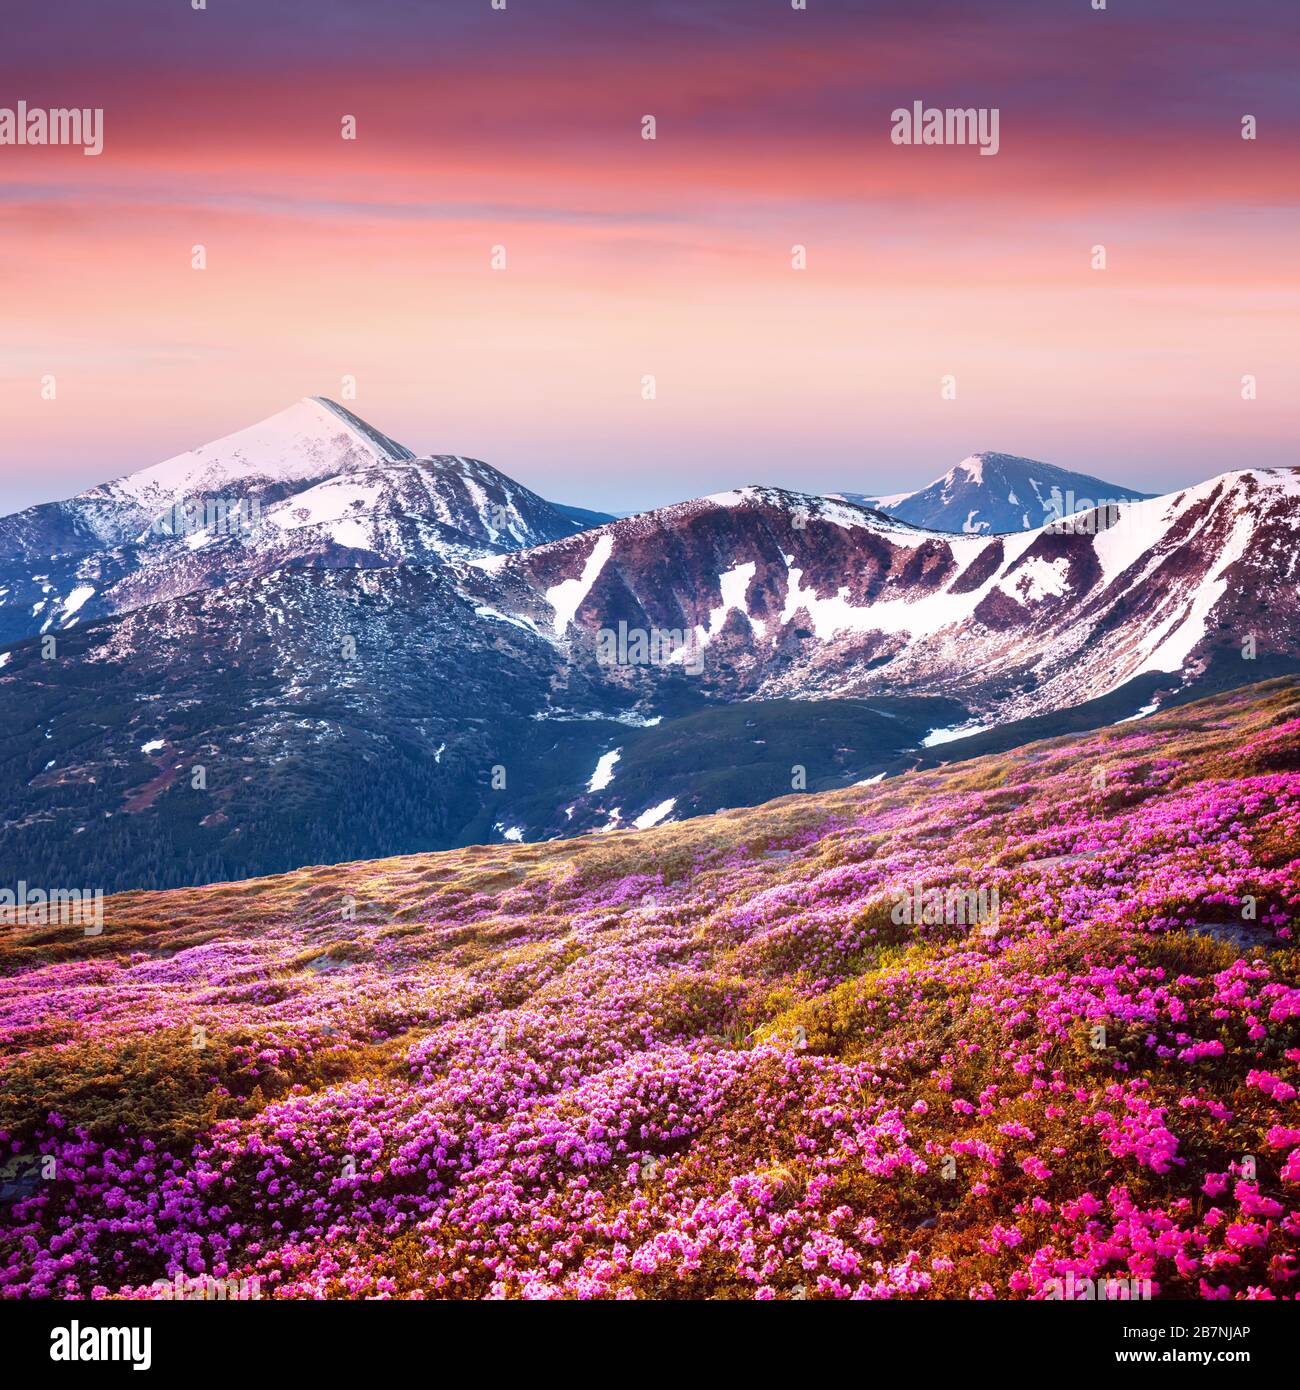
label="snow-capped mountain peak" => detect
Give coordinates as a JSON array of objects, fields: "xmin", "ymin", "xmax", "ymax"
[
  {"xmin": 0, "ymin": 399, "xmax": 595, "ymax": 643},
  {"xmin": 837, "ymin": 450, "xmax": 1152, "ymax": 535},
  {"xmin": 92, "ymin": 396, "xmax": 415, "ymax": 526},
  {"xmin": 948, "ymin": 453, "xmax": 987, "ymax": 487},
  {"xmin": 308, "ymin": 397, "xmax": 416, "ymax": 464}
]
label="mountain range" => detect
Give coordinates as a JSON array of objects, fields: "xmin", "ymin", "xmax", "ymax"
[{"xmin": 1, "ymin": 400, "xmax": 1297, "ymax": 892}]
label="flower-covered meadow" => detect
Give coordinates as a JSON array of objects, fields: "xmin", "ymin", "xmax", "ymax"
[{"xmin": 2, "ymin": 679, "xmax": 1299, "ymax": 1300}]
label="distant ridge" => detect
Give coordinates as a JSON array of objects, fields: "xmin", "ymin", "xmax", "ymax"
[{"xmin": 835, "ymin": 450, "xmax": 1151, "ymax": 534}]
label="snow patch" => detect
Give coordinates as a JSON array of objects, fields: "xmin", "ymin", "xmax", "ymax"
[
  {"xmin": 587, "ymin": 748, "xmax": 621, "ymax": 792},
  {"xmin": 1006, "ymin": 556, "xmax": 1070, "ymax": 603},
  {"xmin": 706, "ymin": 561, "xmax": 765, "ymax": 638},
  {"xmin": 475, "ymin": 605, "xmax": 543, "ymax": 636},
  {"xmin": 62, "ymin": 584, "xmax": 96, "ymax": 618},
  {"xmin": 266, "ymin": 476, "xmax": 384, "ymax": 536},
  {"xmin": 632, "ymin": 798, "xmax": 676, "ymax": 829},
  {"xmin": 922, "ymin": 723, "xmax": 991, "ymax": 748},
  {"xmin": 779, "ymin": 531, "xmax": 1037, "ymax": 643},
  {"xmin": 861, "ymin": 491, "xmax": 910, "ymax": 511},
  {"xmin": 547, "ymin": 533, "xmax": 614, "ymax": 635},
  {"xmin": 469, "ymin": 553, "xmax": 508, "ymax": 575}
]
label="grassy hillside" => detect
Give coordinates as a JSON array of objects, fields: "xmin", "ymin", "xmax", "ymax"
[{"xmin": 2, "ymin": 679, "xmax": 1298, "ymax": 1299}]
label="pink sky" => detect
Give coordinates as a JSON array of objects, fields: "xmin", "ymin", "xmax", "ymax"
[{"xmin": 1, "ymin": 0, "xmax": 1297, "ymax": 512}]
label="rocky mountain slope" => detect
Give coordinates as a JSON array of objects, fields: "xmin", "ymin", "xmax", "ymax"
[{"xmin": 470, "ymin": 468, "xmax": 1300, "ymax": 722}]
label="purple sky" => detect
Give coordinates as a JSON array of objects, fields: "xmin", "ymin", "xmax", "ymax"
[{"xmin": 1, "ymin": 0, "xmax": 1297, "ymax": 512}]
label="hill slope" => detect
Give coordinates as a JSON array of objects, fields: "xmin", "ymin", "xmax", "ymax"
[{"xmin": 2, "ymin": 678, "xmax": 1298, "ymax": 1299}]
